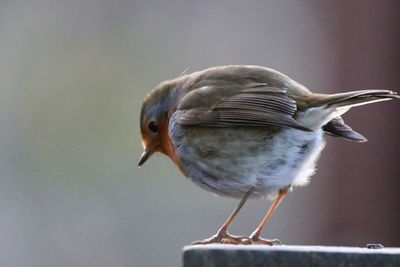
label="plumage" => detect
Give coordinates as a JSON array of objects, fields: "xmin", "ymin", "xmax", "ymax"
[{"xmin": 140, "ymin": 65, "xmax": 398, "ymax": 195}]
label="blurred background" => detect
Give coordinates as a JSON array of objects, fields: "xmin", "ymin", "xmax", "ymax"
[{"xmin": 0, "ymin": 0, "xmax": 399, "ymax": 266}]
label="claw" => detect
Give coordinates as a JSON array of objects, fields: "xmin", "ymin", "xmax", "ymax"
[
  {"xmin": 249, "ymin": 234, "xmax": 281, "ymax": 245},
  {"xmin": 192, "ymin": 231, "xmax": 252, "ymax": 245}
]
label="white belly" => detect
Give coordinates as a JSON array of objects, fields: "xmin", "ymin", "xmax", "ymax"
[{"xmin": 169, "ymin": 112, "xmax": 325, "ymax": 199}]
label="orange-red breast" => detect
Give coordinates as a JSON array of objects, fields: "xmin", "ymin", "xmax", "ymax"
[{"xmin": 138, "ymin": 65, "xmax": 398, "ymax": 245}]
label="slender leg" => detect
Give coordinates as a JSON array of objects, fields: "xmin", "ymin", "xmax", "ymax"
[
  {"xmin": 249, "ymin": 187, "xmax": 289, "ymax": 245},
  {"xmin": 192, "ymin": 188, "xmax": 254, "ymax": 245}
]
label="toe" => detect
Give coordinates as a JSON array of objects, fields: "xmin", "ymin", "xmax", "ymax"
[
  {"xmin": 192, "ymin": 235, "xmax": 220, "ymax": 245},
  {"xmin": 250, "ymin": 235, "xmax": 281, "ymax": 245}
]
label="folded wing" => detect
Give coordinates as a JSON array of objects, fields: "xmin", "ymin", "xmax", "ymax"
[{"xmin": 176, "ymin": 84, "xmax": 310, "ymax": 131}]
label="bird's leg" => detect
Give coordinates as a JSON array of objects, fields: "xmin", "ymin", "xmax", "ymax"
[
  {"xmin": 192, "ymin": 188, "xmax": 254, "ymax": 245},
  {"xmin": 249, "ymin": 187, "xmax": 289, "ymax": 245}
]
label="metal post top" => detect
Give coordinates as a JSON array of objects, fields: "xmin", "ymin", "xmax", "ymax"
[
  {"xmin": 184, "ymin": 244, "xmax": 400, "ymax": 254},
  {"xmin": 183, "ymin": 245, "xmax": 400, "ymax": 267}
]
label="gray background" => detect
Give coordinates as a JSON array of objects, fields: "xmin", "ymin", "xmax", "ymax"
[{"xmin": 0, "ymin": 1, "xmax": 399, "ymax": 266}]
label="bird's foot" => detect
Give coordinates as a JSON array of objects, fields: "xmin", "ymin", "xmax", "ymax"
[
  {"xmin": 249, "ymin": 234, "xmax": 281, "ymax": 245},
  {"xmin": 192, "ymin": 230, "xmax": 251, "ymax": 245}
]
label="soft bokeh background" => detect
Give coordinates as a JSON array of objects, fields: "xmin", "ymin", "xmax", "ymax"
[{"xmin": 1, "ymin": 1, "xmax": 399, "ymax": 266}]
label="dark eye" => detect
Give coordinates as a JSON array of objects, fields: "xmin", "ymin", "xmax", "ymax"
[{"xmin": 148, "ymin": 120, "xmax": 158, "ymax": 133}]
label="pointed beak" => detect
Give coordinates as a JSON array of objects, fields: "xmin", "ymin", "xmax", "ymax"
[{"xmin": 138, "ymin": 147, "xmax": 153, "ymax": 167}]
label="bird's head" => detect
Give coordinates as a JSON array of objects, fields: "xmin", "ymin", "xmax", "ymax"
[{"xmin": 138, "ymin": 80, "xmax": 179, "ymax": 167}]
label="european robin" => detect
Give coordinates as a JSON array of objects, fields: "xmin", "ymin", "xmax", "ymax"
[{"xmin": 138, "ymin": 65, "xmax": 398, "ymax": 245}]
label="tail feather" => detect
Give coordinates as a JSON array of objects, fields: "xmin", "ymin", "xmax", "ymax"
[
  {"xmin": 309, "ymin": 89, "xmax": 399, "ymax": 108},
  {"xmin": 323, "ymin": 117, "xmax": 367, "ymax": 142},
  {"xmin": 309, "ymin": 89, "xmax": 398, "ymax": 142},
  {"xmin": 298, "ymin": 89, "xmax": 398, "ymax": 134}
]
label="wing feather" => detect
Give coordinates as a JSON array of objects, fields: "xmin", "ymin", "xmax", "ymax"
[{"xmin": 176, "ymin": 85, "xmax": 310, "ymax": 131}]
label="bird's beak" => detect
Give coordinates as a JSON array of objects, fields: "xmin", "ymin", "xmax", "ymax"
[{"xmin": 138, "ymin": 147, "xmax": 153, "ymax": 167}]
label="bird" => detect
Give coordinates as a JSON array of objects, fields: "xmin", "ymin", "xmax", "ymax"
[{"xmin": 138, "ymin": 65, "xmax": 398, "ymax": 245}]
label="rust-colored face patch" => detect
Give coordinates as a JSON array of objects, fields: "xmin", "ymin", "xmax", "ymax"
[
  {"xmin": 159, "ymin": 116, "xmax": 188, "ymax": 176},
  {"xmin": 139, "ymin": 113, "xmax": 187, "ymax": 175}
]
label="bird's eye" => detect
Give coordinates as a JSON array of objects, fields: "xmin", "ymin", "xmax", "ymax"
[{"xmin": 148, "ymin": 120, "xmax": 158, "ymax": 133}]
